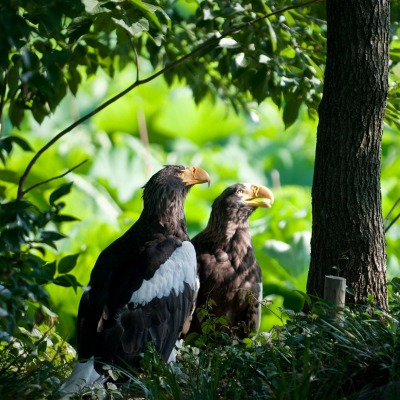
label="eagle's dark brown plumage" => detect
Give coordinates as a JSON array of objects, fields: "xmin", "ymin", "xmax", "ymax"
[
  {"xmin": 188, "ymin": 183, "xmax": 274, "ymax": 339},
  {"xmin": 60, "ymin": 165, "xmax": 210, "ymax": 395}
]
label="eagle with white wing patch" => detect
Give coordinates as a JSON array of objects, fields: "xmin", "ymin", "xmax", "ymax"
[{"xmin": 61, "ymin": 165, "xmax": 210, "ymax": 395}]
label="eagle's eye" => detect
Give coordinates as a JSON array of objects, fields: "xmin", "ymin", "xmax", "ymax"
[{"xmin": 237, "ymin": 188, "xmax": 244, "ymax": 194}]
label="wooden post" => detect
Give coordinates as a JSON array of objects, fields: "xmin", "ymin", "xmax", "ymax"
[{"xmin": 324, "ymin": 275, "xmax": 346, "ymax": 308}]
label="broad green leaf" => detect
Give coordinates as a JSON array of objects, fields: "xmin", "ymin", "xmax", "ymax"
[
  {"xmin": 58, "ymin": 253, "xmax": 80, "ymax": 274},
  {"xmin": 53, "ymin": 274, "xmax": 81, "ymax": 292},
  {"xmin": 49, "ymin": 182, "xmax": 73, "ymax": 205},
  {"xmin": 283, "ymin": 95, "xmax": 303, "ymax": 129},
  {"xmin": 40, "ymin": 231, "xmax": 66, "ymax": 242},
  {"xmin": 82, "ymin": 0, "xmax": 106, "ymax": 15},
  {"xmin": 44, "ymin": 261, "xmax": 57, "ymax": 278},
  {"xmin": 9, "ymin": 136, "xmax": 33, "ymax": 152},
  {"xmin": 112, "ymin": 16, "xmax": 149, "ymax": 36},
  {"xmin": 130, "ymin": 0, "xmax": 171, "ymax": 29},
  {"xmin": 67, "ymin": 16, "xmax": 93, "ymax": 42},
  {"xmin": 0, "ymin": 138, "xmax": 12, "ymax": 154},
  {"xmin": 0, "ymin": 169, "xmax": 20, "ymax": 184},
  {"xmin": 280, "ymin": 47, "xmax": 296, "ymax": 59},
  {"xmin": 8, "ymin": 100, "xmax": 25, "ymax": 127}
]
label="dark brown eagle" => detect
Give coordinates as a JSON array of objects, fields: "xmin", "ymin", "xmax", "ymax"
[
  {"xmin": 60, "ymin": 165, "xmax": 210, "ymax": 395},
  {"xmin": 187, "ymin": 183, "xmax": 274, "ymax": 339}
]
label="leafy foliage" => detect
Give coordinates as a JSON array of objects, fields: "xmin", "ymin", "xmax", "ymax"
[
  {"xmin": 2, "ymin": 0, "xmax": 400, "ymax": 132},
  {"xmin": 1, "ymin": 0, "xmax": 327, "ymax": 129},
  {"xmin": 0, "ymin": 182, "xmax": 81, "ymax": 343},
  {"xmin": 48, "ymin": 285, "xmax": 400, "ymax": 400},
  {"xmin": 157, "ymin": 0, "xmax": 327, "ymax": 127},
  {"xmin": 0, "ymin": 324, "xmax": 75, "ymax": 400},
  {"xmin": 0, "ymin": 0, "xmax": 169, "ymax": 126}
]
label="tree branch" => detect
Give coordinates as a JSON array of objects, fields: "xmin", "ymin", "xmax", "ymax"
[
  {"xmin": 21, "ymin": 159, "xmax": 88, "ymax": 197},
  {"xmin": 385, "ymin": 213, "xmax": 400, "ymax": 233},
  {"xmin": 384, "ymin": 197, "xmax": 400, "ymax": 233},
  {"xmin": 0, "ymin": 68, "xmax": 8, "ymax": 135},
  {"xmin": 383, "ymin": 197, "xmax": 400, "ymax": 225},
  {"xmin": 16, "ymin": 0, "xmax": 322, "ymax": 200}
]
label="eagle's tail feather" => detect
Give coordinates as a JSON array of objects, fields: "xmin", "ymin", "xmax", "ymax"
[{"xmin": 59, "ymin": 357, "xmax": 105, "ymax": 398}]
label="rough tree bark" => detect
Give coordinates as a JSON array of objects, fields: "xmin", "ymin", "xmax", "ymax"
[{"xmin": 307, "ymin": 0, "xmax": 389, "ymax": 308}]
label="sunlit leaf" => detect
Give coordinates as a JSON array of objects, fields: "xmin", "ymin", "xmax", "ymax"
[
  {"xmin": 266, "ymin": 19, "xmax": 277, "ymax": 53},
  {"xmin": 112, "ymin": 16, "xmax": 149, "ymax": 36}
]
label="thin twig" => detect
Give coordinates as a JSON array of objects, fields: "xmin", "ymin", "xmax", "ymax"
[
  {"xmin": 0, "ymin": 68, "xmax": 8, "ymax": 135},
  {"xmin": 16, "ymin": 0, "xmax": 321, "ymax": 199},
  {"xmin": 126, "ymin": 31, "xmax": 140, "ymax": 82},
  {"xmin": 134, "ymin": 45, "xmax": 140, "ymax": 82},
  {"xmin": 131, "ymin": 38, "xmax": 140, "ymax": 83},
  {"xmin": 385, "ymin": 213, "xmax": 400, "ymax": 233},
  {"xmin": 384, "ymin": 197, "xmax": 400, "ymax": 233},
  {"xmin": 383, "ymin": 197, "xmax": 400, "ymax": 224},
  {"xmin": 21, "ymin": 159, "xmax": 87, "ymax": 196}
]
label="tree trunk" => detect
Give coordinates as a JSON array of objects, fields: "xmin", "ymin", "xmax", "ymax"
[{"xmin": 307, "ymin": 0, "xmax": 389, "ymax": 308}]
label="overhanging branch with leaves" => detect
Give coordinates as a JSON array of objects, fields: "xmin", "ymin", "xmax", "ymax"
[{"xmin": 16, "ymin": 0, "xmax": 322, "ymax": 200}]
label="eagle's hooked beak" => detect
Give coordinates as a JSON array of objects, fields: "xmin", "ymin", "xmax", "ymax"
[
  {"xmin": 181, "ymin": 166, "xmax": 211, "ymax": 187},
  {"xmin": 243, "ymin": 184, "xmax": 274, "ymax": 208}
]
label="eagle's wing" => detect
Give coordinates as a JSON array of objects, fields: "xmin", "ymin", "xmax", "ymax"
[{"xmin": 77, "ymin": 237, "xmax": 197, "ymax": 369}]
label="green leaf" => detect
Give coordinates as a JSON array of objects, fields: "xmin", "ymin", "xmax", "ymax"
[
  {"xmin": 37, "ymin": 340, "xmax": 47, "ymax": 354},
  {"xmin": 44, "ymin": 261, "xmax": 57, "ymax": 278},
  {"xmin": 57, "ymin": 253, "xmax": 80, "ymax": 274},
  {"xmin": 0, "ymin": 138, "xmax": 12, "ymax": 154},
  {"xmin": 40, "ymin": 304, "xmax": 58, "ymax": 319},
  {"xmin": 40, "ymin": 231, "xmax": 66, "ymax": 242},
  {"xmin": 0, "ymin": 136, "xmax": 32, "ymax": 157},
  {"xmin": 112, "ymin": 16, "xmax": 149, "ymax": 36},
  {"xmin": 8, "ymin": 100, "xmax": 25, "ymax": 127},
  {"xmin": 53, "ymin": 274, "xmax": 81, "ymax": 292},
  {"xmin": 49, "ymin": 182, "xmax": 73, "ymax": 205},
  {"xmin": 266, "ymin": 19, "xmax": 277, "ymax": 53},
  {"xmin": 283, "ymin": 95, "xmax": 303, "ymax": 129},
  {"xmin": 82, "ymin": 0, "xmax": 106, "ymax": 15},
  {"xmin": 9, "ymin": 136, "xmax": 33, "ymax": 151},
  {"xmin": 67, "ymin": 16, "xmax": 93, "ymax": 43},
  {"xmin": 130, "ymin": 0, "xmax": 171, "ymax": 29},
  {"xmin": 251, "ymin": 67, "xmax": 269, "ymax": 103},
  {"xmin": 31, "ymin": 102, "xmax": 48, "ymax": 124},
  {"xmin": 0, "ymin": 169, "xmax": 20, "ymax": 184},
  {"xmin": 53, "ymin": 214, "xmax": 80, "ymax": 223},
  {"xmin": 7, "ymin": 64, "xmax": 20, "ymax": 98}
]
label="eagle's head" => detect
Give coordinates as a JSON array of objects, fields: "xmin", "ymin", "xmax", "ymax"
[
  {"xmin": 212, "ymin": 183, "xmax": 274, "ymax": 224},
  {"xmin": 142, "ymin": 165, "xmax": 210, "ymax": 220}
]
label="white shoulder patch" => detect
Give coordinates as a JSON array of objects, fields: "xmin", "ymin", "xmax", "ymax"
[{"xmin": 130, "ymin": 241, "xmax": 197, "ymax": 306}]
